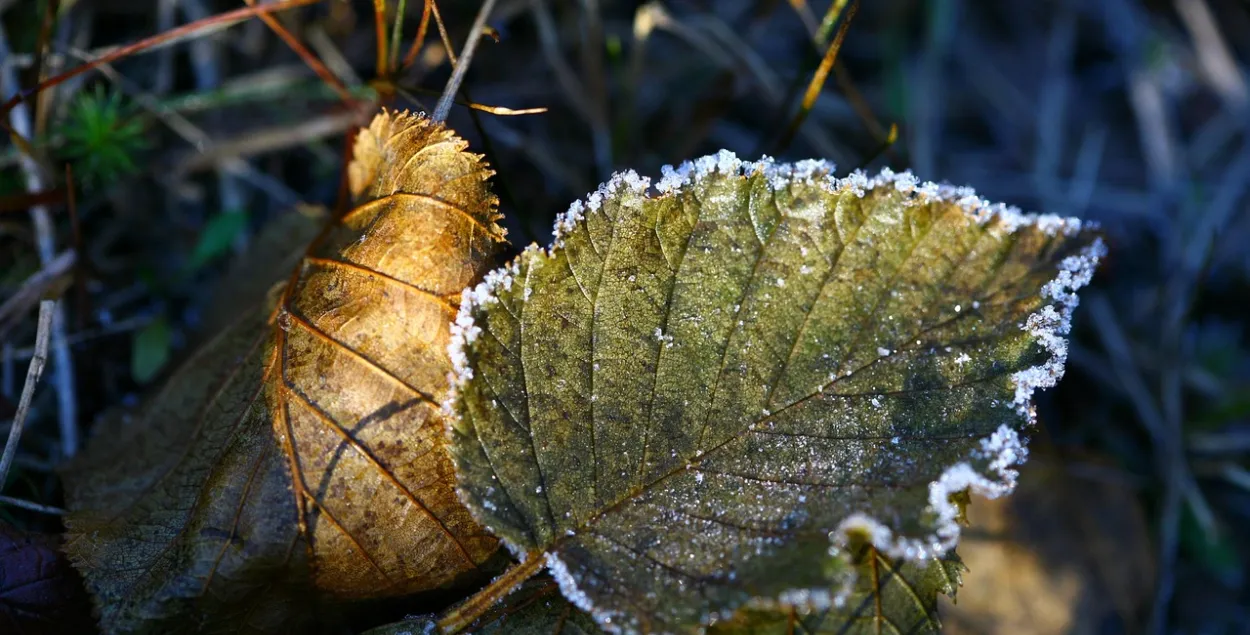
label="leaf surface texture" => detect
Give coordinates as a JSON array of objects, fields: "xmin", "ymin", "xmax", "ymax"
[{"xmin": 448, "ymin": 155, "xmax": 1103, "ymax": 632}]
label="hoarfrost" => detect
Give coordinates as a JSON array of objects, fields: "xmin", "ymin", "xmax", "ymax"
[
  {"xmin": 546, "ymin": 552, "xmax": 623, "ymax": 633},
  {"xmin": 1010, "ymin": 239, "xmax": 1106, "ymax": 417}
]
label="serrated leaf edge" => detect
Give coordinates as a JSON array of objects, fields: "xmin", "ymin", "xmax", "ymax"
[{"xmin": 443, "ymin": 151, "xmax": 1105, "ymax": 630}]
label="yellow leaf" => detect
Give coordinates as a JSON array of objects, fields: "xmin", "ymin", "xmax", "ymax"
[{"xmin": 62, "ymin": 110, "xmax": 507, "ymax": 633}]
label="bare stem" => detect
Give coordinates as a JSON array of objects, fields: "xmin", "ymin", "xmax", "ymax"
[
  {"xmin": 0, "ymin": 493, "xmax": 66, "ymax": 515},
  {"xmin": 0, "ymin": 300, "xmax": 54, "ymax": 487},
  {"xmin": 432, "ymin": 0, "xmax": 498, "ymax": 123},
  {"xmin": 437, "ymin": 551, "xmax": 545, "ymax": 633}
]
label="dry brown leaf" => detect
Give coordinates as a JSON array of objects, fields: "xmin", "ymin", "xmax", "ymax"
[
  {"xmin": 0, "ymin": 522, "xmax": 95, "ymax": 635},
  {"xmin": 62, "ymin": 110, "xmax": 506, "ymax": 633}
]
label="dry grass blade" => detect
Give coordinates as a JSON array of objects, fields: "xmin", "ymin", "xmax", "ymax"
[
  {"xmin": 0, "ymin": 0, "xmax": 322, "ymax": 120},
  {"xmin": 373, "ymin": 0, "xmax": 389, "ymax": 78},
  {"xmin": 241, "ymin": 0, "xmax": 354, "ymax": 102},
  {"xmin": 401, "ymin": 0, "xmax": 438, "ymax": 70},
  {"xmin": 773, "ymin": 0, "xmax": 858, "ymax": 154},
  {"xmin": 0, "ymin": 250, "xmax": 74, "ymax": 341},
  {"xmin": 0, "ymin": 494, "xmax": 66, "ymax": 515},
  {"xmin": 395, "ymin": 84, "xmax": 548, "ymax": 116},
  {"xmin": 1, "ymin": 24, "xmax": 78, "ymax": 459},
  {"xmin": 388, "ymin": 0, "xmax": 410, "ymax": 74}
]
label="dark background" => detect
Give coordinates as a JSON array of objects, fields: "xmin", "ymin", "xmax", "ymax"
[{"xmin": 1, "ymin": 0, "xmax": 1247, "ymax": 632}]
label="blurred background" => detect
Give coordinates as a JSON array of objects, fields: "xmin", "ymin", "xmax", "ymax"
[{"xmin": 0, "ymin": 0, "xmax": 1247, "ymax": 633}]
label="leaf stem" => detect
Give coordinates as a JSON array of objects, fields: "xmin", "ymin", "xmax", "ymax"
[{"xmin": 438, "ymin": 551, "xmax": 545, "ymax": 633}]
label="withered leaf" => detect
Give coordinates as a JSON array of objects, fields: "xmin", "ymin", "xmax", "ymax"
[
  {"xmin": 61, "ymin": 110, "xmax": 506, "ymax": 633},
  {"xmin": 0, "ymin": 522, "xmax": 94, "ymax": 635},
  {"xmin": 447, "ymin": 154, "xmax": 1104, "ymax": 632}
]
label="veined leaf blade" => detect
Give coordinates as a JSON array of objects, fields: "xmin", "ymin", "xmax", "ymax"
[{"xmin": 448, "ymin": 154, "xmax": 1102, "ymax": 632}]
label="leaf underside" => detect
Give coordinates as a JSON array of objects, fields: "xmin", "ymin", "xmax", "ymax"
[
  {"xmin": 449, "ymin": 156, "xmax": 1102, "ymax": 632},
  {"xmin": 61, "ymin": 111, "xmax": 506, "ymax": 634}
]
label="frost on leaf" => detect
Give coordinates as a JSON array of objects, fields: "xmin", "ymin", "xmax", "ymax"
[
  {"xmin": 61, "ymin": 110, "xmax": 505, "ymax": 633},
  {"xmin": 447, "ymin": 152, "xmax": 1102, "ymax": 633},
  {"xmin": 424, "ymin": 551, "xmax": 962, "ymax": 635}
]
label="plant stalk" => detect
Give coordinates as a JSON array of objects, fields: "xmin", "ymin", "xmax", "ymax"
[
  {"xmin": 437, "ymin": 551, "xmax": 545, "ymax": 633},
  {"xmin": 432, "ymin": 0, "xmax": 498, "ymax": 122}
]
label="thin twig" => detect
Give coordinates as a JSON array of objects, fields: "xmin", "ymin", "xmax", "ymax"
[
  {"xmin": 0, "ymin": 300, "xmax": 54, "ymax": 488},
  {"xmin": 240, "ymin": 0, "xmax": 354, "ymax": 102},
  {"xmin": 0, "ymin": 249, "xmax": 75, "ymax": 339},
  {"xmin": 433, "ymin": 0, "xmax": 499, "ymax": 122},
  {"xmin": 429, "ymin": 0, "xmax": 458, "ymax": 65},
  {"xmin": 0, "ymin": 494, "xmax": 66, "ymax": 515},
  {"xmin": 437, "ymin": 551, "xmax": 545, "ymax": 633},
  {"xmin": 401, "ymin": 0, "xmax": 436, "ymax": 70},
  {"xmin": 174, "ymin": 109, "xmax": 367, "ymax": 175}
]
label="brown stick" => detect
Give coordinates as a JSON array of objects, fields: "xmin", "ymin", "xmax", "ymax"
[
  {"xmin": 0, "ymin": 300, "xmax": 55, "ymax": 488},
  {"xmin": 437, "ymin": 551, "xmax": 545, "ymax": 633},
  {"xmin": 432, "ymin": 0, "xmax": 499, "ymax": 122}
]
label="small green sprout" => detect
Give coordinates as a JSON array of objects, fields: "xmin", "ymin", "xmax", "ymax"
[{"xmin": 58, "ymin": 84, "xmax": 149, "ymax": 189}]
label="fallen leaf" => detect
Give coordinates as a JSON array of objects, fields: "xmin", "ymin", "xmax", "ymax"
[
  {"xmin": 62, "ymin": 110, "xmax": 506, "ymax": 633},
  {"xmin": 0, "ymin": 522, "xmax": 94, "ymax": 635},
  {"xmin": 447, "ymin": 155, "xmax": 1104, "ymax": 632},
  {"xmin": 199, "ymin": 204, "xmax": 328, "ymax": 336}
]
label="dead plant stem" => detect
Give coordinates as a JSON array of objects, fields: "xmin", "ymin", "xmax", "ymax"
[
  {"xmin": 437, "ymin": 551, "xmax": 545, "ymax": 632},
  {"xmin": 433, "ymin": 0, "xmax": 499, "ymax": 122},
  {"xmin": 0, "ymin": 300, "xmax": 55, "ymax": 487}
]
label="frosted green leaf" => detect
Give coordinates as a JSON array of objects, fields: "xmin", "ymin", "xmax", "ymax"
[
  {"xmin": 446, "ymin": 152, "xmax": 1103, "ymax": 633},
  {"xmin": 416, "ymin": 549, "xmax": 960, "ymax": 635},
  {"xmin": 713, "ymin": 547, "xmax": 964, "ymax": 634}
]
